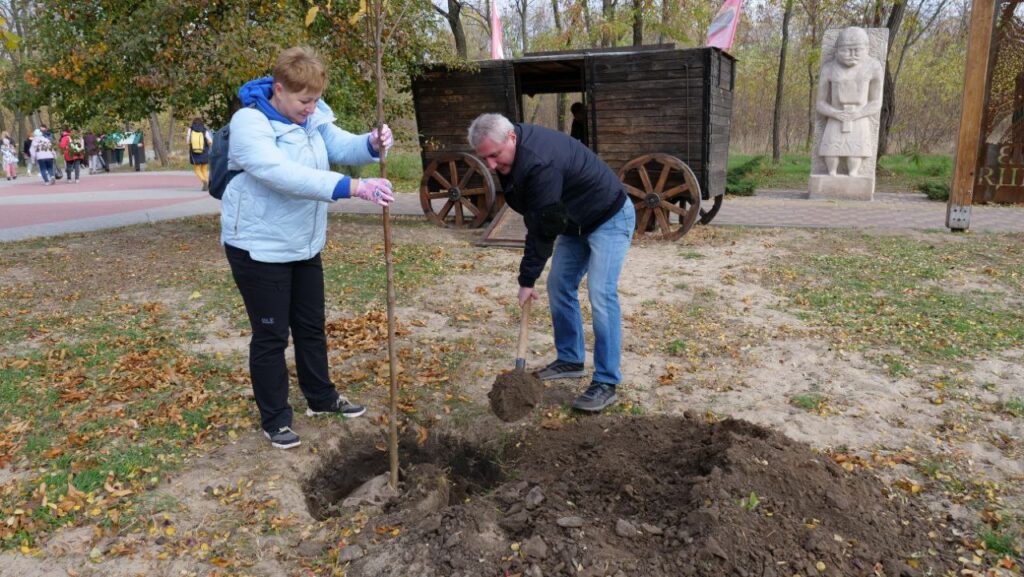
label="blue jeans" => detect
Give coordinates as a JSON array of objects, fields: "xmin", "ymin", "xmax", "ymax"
[
  {"xmin": 547, "ymin": 200, "xmax": 635, "ymax": 385},
  {"xmin": 37, "ymin": 159, "xmax": 54, "ymax": 183}
]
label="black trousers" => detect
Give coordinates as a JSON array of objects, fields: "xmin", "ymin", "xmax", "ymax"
[{"xmin": 225, "ymin": 244, "xmax": 338, "ymax": 432}]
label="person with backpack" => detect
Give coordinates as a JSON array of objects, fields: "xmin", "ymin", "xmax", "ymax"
[
  {"xmin": 186, "ymin": 118, "xmax": 212, "ymax": 190},
  {"xmin": 221, "ymin": 46, "xmax": 395, "ymax": 450},
  {"xmin": 29, "ymin": 129, "xmax": 57, "ymax": 185}
]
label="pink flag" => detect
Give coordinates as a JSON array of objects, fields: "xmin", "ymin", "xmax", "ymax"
[
  {"xmin": 705, "ymin": 0, "xmax": 742, "ymax": 52},
  {"xmin": 490, "ymin": 0, "xmax": 504, "ymax": 59}
]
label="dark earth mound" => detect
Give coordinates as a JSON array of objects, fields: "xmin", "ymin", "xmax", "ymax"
[
  {"xmin": 489, "ymin": 368, "xmax": 545, "ymax": 422},
  {"xmin": 304, "ymin": 413, "xmax": 960, "ymax": 577}
]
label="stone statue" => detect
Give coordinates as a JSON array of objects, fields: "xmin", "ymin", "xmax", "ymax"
[{"xmin": 809, "ymin": 26, "xmax": 888, "ymax": 200}]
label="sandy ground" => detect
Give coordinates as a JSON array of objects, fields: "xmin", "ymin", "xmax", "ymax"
[{"xmin": 2, "ymin": 220, "xmax": 1021, "ymax": 576}]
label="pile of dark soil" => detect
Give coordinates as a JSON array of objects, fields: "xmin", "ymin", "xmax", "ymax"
[
  {"xmin": 488, "ymin": 368, "xmax": 544, "ymax": 422},
  {"xmin": 304, "ymin": 413, "xmax": 960, "ymax": 577}
]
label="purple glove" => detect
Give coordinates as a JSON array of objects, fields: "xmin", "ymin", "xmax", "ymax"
[
  {"xmin": 369, "ymin": 124, "xmax": 393, "ymax": 155},
  {"xmin": 352, "ymin": 178, "xmax": 395, "ymax": 207}
]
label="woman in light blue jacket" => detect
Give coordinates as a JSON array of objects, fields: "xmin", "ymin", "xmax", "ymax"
[{"xmin": 221, "ymin": 46, "xmax": 395, "ymax": 450}]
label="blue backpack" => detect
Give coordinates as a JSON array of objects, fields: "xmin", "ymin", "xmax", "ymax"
[{"xmin": 208, "ymin": 124, "xmax": 241, "ymax": 200}]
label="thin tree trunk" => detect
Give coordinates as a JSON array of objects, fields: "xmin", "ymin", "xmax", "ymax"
[
  {"xmin": 601, "ymin": 0, "xmax": 614, "ymax": 47},
  {"xmin": 148, "ymin": 113, "xmax": 168, "ymax": 166},
  {"xmin": 582, "ymin": 0, "xmax": 593, "ymax": 45},
  {"xmin": 772, "ymin": 0, "xmax": 795, "ymax": 163},
  {"xmin": 877, "ymin": 0, "xmax": 905, "ymax": 157},
  {"xmin": 165, "ymin": 109, "xmax": 176, "ymax": 156},
  {"xmin": 552, "ymin": 0, "xmax": 568, "ymax": 131},
  {"xmin": 659, "ymin": 0, "xmax": 672, "ymax": 44},
  {"xmin": 632, "ymin": 0, "xmax": 643, "ymax": 46},
  {"xmin": 433, "ymin": 0, "xmax": 467, "ymax": 58}
]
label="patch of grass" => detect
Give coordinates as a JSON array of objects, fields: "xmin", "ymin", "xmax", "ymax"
[
  {"xmin": 979, "ymin": 529, "xmax": 1019, "ymax": 556},
  {"xmin": 881, "ymin": 354, "xmax": 914, "ymax": 378},
  {"xmin": 666, "ymin": 339, "xmax": 687, "ymax": 355},
  {"xmin": 767, "ymin": 232, "xmax": 1024, "ymax": 366},
  {"xmin": 725, "ymin": 155, "xmax": 765, "ymax": 195},
  {"xmin": 790, "ymin": 392, "xmax": 828, "ymax": 412},
  {"xmin": 725, "ymin": 152, "xmax": 953, "ymax": 192},
  {"xmin": 338, "ymin": 149, "xmax": 423, "ymax": 193},
  {"xmin": 915, "ymin": 181, "xmax": 949, "ymax": 201},
  {"xmin": 679, "ymin": 250, "xmax": 704, "ymax": 260},
  {"xmin": 1003, "ymin": 399, "xmax": 1024, "ymax": 418},
  {"xmin": 323, "ymin": 242, "xmax": 449, "ymax": 311}
]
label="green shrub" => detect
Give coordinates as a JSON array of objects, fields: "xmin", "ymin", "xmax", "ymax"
[
  {"xmin": 916, "ymin": 181, "xmax": 950, "ymax": 201},
  {"xmin": 726, "ymin": 155, "xmax": 765, "ymax": 196}
]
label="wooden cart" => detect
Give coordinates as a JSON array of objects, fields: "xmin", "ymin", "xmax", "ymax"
[{"xmin": 411, "ymin": 45, "xmax": 736, "ymax": 240}]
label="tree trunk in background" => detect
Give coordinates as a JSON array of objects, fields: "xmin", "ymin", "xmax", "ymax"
[
  {"xmin": 15, "ymin": 113, "xmax": 26, "ymax": 165},
  {"xmin": 772, "ymin": 0, "xmax": 795, "ymax": 163},
  {"xmin": 582, "ymin": 0, "xmax": 593, "ymax": 44},
  {"xmin": 601, "ymin": 0, "xmax": 614, "ymax": 47},
  {"xmin": 433, "ymin": 0, "xmax": 467, "ymax": 58},
  {"xmin": 148, "ymin": 113, "xmax": 168, "ymax": 166},
  {"xmin": 876, "ymin": 0, "xmax": 904, "ymax": 158},
  {"xmin": 165, "ymin": 110, "xmax": 176, "ymax": 156},
  {"xmin": 632, "ymin": 0, "xmax": 643, "ymax": 46},
  {"xmin": 659, "ymin": 0, "xmax": 672, "ymax": 43},
  {"xmin": 553, "ymin": 0, "xmax": 568, "ymax": 131}
]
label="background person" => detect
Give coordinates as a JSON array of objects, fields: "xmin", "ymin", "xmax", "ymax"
[
  {"xmin": 22, "ymin": 134, "xmax": 33, "ymax": 176},
  {"xmin": 569, "ymin": 101, "xmax": 588, "ymax": 147},
  {"xmin": 186, "ymin": 118, "xmax": 213, "ymax": 191},
  {"xmin": 60, "ymin": 129, "xmax": 85, "ymax": 183},
  {"xmin": 29, "ymin": 129, "xmax": 56, "ymax": 185},
  {"xmin": 221, "ymin": 46, "xmax": 395, "ymax": 450},
  {"xmin": 468, "ymin": 113, "xmax": 635, "ymax": 413},
  {"xmin": 1, "ymin": 131, "xmax": 17, "ymax": 180}
]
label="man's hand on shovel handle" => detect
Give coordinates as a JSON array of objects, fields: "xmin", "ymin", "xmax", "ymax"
[{"xmin": 518, "ymin": 286, "xmax": 539, "ymax": 307}]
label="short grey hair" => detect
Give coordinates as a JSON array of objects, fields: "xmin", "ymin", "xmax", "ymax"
[{"xmin": 468, "ymin": 113, "xmax": 514, "ymax": 149}]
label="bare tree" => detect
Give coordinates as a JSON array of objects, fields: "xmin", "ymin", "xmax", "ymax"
[
  {"xmin": 878, "ymin": 0, "xmax": 950, "ymax": 155},
  {"xmin": 772, "ymin": 0, "xmax": 796, "ymax": 163},
  {"xmin": 434, "ymin": 0, "xmax": 469, "ymax": 57},
  {"xmin": 513, "ymin": 0, "xmax": 531, "ymax": 52}
]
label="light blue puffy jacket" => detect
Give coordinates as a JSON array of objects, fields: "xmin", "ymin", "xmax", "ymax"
[{"xmin": 220, "ymin": 77, "xmax": 378, "ymax": 263}]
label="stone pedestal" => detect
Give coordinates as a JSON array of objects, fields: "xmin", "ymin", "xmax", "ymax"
[{"xmin": 808, "ymin": 175, "xmax": 875, "ymax": 201}]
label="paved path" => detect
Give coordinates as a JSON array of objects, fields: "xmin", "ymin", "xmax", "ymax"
[{"xmin": 1, "ymin": 171, "xmax": 1022, "ymax": 242}]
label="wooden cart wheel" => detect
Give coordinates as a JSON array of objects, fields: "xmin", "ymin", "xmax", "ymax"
[
  {"xmin": 698, "ymin": 194, "xmax": 724, "ymax": 225},
  {"xmin": 419, "ymin": 153, "xmax": 496, "ymax": 229},
  {"xmin": 618, "ymin": 154, "xmax": 701, "ymax": 240}
]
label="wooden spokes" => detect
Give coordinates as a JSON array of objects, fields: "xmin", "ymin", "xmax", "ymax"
[
  {"xmin": 618, "ymin": 154, "xmax": 701, "ymax": 240},
  {"xmin": 419, "ymin": 153, "xmax": 496, "ymax": 229}
]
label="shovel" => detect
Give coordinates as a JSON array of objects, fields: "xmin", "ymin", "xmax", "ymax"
[{"xmin": 488, "ymin": 299, "xmax": 544, "ymax": 422}]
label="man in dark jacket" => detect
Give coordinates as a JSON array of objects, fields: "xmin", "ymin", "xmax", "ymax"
[{"xmin": 469, "ymin": 113, "xmax": 635, "ymax": 413}]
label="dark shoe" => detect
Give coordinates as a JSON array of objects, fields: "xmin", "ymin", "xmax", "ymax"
[
  {"xmin": 264, "ymin": 426, "xmax": 301, "ymax": 449},
  {"xmin": 201, "ymin": 181, "xmax": 208, "ymax": 191},
  {"xmin": 306, "ymin": 396, "xmax": 366, "ymax": 418},
  {"xmin": 572, "ymin": 382, "xmax": 618, "ymax": 413},
  {"xmin": 535, "ymin": 359, "xmax": 586, "ymax": 380}
]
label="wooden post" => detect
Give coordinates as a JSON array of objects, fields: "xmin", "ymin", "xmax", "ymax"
[{"xmin": 947, "ymin": 0, "xmax": 997, "ymax": 231}]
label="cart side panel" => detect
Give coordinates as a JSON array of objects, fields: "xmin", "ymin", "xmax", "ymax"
[
  {"xmin": 587, "ymin": 50, "xmax": 708, "ymax": 183},
  {"xmin": 412, "ymin": 62, "xmax": 517, "ymax": 165},
  {"xmin": 705, "ymin": 49, "xmax": 736, "ymax": 198}
]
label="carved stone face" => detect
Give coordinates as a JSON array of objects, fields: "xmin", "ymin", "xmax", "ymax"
[
  {"xmin": 837, "ymin": 44, "xmax": 866, "ymax": 67},
  {"xmin": 836, "ymin": 27, "xmax": 869, "ymax": 68}
]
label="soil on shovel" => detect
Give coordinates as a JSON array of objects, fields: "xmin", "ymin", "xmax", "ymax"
[
  {"xmin": 304, "ymin": 413, "xmax": 960, "ymax": 577},
  {"xmin": 488, "ymin": 368, "xmax": 545, "ymax": 422}
]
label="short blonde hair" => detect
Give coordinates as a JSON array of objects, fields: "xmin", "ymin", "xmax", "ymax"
[{"xmin": 273, "ymin": 47, "xmax": 327, "ymax": 93}]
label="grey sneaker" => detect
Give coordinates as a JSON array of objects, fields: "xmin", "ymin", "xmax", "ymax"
[
  {"xmin": 571, "ymin": 382, "xmax": 618, "ymax": 413},
  {"xmin": 306, "ymin": 397, "xmax": 366, "ymax": 418},
  {"xmin": 264, "ymin": 426, "xmax": 301, "ymax": 449},
  {"xmin": 535, "ymin": 359, "xmax": 586, "ymax": 380}
]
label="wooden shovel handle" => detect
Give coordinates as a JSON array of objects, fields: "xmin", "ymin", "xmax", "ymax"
[{"xmin": 516, "ymin": 299, "xmax": 531, "ymax": 362}]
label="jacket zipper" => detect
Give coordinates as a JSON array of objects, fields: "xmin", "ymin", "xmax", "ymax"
[{"xmin": 306, "ymin": 129, "xmax": 318, "ymax": 256}]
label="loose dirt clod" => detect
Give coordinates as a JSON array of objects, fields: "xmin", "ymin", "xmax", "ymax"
[
  {"xmin": 488, "ymin": 368, "xmax": 544, "ymax": 422},
  {"xmin": 308, "ymin": 413, "xmax": 961, "ymax": 577}
]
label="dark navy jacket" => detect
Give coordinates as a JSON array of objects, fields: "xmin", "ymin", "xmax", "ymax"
[{"xmin": 498, "ymin": 123, "xmax": 626, "ymax": 288}]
